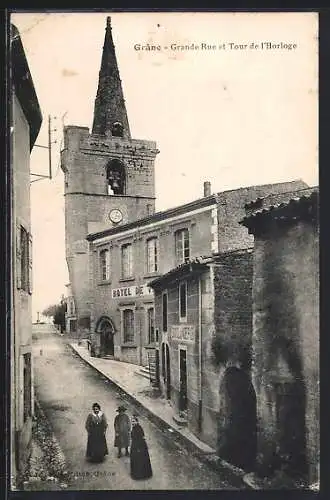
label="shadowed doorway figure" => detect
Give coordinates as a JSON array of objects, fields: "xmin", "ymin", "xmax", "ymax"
[
  {"xmin": 98, "ymin": 317, "xmax": 115, "ymax": 357},
  {"xmin": 218, "ymin": 367, "xmax": 257, "ymax": 471}
]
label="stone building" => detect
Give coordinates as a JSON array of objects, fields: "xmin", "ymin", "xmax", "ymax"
[
  {"xmin": 241, "ymin": 187, "xmax": 319, "ymax": 485},
  {"xmin": 148, "ymin": 249, "xmax": 256, "ymax": 460},
  {"xmin": 86, "ymin": 180, "xmax": 306, "ymax": 368},
  {"xmin": 60, "ymin": 17, "xmax": 158, "ymax": 339},
  {"xmin": 86, "ymin": 187, "xmax": 219, "ymax": 365},
  {"xmin": 146, "ymin": 183, "xmax": 309, "ymax": 464},
  {"xmin": 64, "ymin": 283, "xmax": 77, "ymax": 335},
  {"xmin": 10, "ymin": 24, "xmax": 42, "ymax": 487}
]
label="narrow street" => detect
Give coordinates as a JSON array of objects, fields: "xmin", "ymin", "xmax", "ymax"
[{"xmin": 32, "ymin": 324, "xmax": 237, "ymax": 490}]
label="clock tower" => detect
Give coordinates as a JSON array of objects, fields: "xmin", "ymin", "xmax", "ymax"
[{"xmin": 60, "ymin": 17, "xmax": 159, "ymax": 336}]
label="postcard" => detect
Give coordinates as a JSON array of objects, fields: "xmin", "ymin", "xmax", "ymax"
[{"xmin": 9, "ymin": 10, "xmax": 318, "ymax": 493}]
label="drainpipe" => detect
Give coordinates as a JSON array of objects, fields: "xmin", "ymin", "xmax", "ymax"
[
  {"xmin": 139, "ymin": 306, "xmax": 143, "ymax": 366},
  {"xmin": 198, "ymin": 277, "xmax": 202, "ymax": 433}
]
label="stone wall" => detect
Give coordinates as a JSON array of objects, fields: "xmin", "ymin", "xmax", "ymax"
[
  {"xmin": 212, "ymin": 250, "xmax": 253, "ymax": 369},
  {"xmin": 252, "ymin": 219, "xmax": 319, "ymax": 483},
  {"xmin": 217, "ymin": 181, "xmax": 308, "ymax": 253}
]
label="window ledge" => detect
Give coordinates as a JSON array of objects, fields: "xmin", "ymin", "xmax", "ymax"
[
  {"xmin": 97, "ymin": 280, "xmax": 112, "ymax": 286},
  {"xmin": 144, "ymin": 272, "xmax": 161, "ymax": 279},
  {"xmin": 119, "ymin": 277, "xmax": 136, "ymax": 283},
  {"xmin": 121, "ymin": 343, "xmax": 137, "ymax": 348},
  {"xmin": 145, "ymin": 343, "xmax": 158, "ymax": 348}
]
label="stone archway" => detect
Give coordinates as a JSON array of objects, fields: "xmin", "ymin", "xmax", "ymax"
[
  {"xmin": 96, "ymin": 316, "xmax": 115, "ymax": 357},
  {"xmin": 218, "ymin": 366, "xmax": 257, "ymax": 471}
]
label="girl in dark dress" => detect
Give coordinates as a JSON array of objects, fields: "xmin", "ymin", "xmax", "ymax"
[
  {"xmin": 85, "ymin": 403, "xmax": 109, "ymax": 463},
  {"xmin": 130, "ymin": 415, "xmax": 153, "ymax": 480}
]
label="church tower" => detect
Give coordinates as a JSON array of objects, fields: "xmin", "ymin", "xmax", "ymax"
[{"xmin": 61, "ymin": 17, "xmax": 159, "ymax": 335}]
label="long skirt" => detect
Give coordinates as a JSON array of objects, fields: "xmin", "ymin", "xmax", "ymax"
[
  {"xmin": 86, "ymin": 429, "xmax": 108, "ymax": 463},
  {"xmin": 130, "ymin": 441, "xmax": 153, "ymax": 480}
]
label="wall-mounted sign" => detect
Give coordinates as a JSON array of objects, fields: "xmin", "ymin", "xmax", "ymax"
[
  {"xmin": 170, "ymin": 325, "xmax": 196, "ymax": 342},
  {"xmin": 111, "ymin": 284, "xmax": 154, "ymax": 299}
]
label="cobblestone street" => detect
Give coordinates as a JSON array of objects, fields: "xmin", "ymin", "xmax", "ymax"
[{"xmin": 32, "ymin": 324, "xmax": 238, "ymax": 490}]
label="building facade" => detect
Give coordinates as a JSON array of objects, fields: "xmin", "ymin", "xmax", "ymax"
[
  {"xmin": 64, "ymin": 283, "xmax": 77, "ymax": 335},
  {"xmin": 147, "ymin": 183, "xmax": 310, "ymax": 469},
  {"xmin": 10, "ymin": 24, "xmax": 42, "ymax": 487},
  {"xmin": 241, "ymin": 187, "xmax": 319, "ymax": 485},
  {"xmin": 87, "ymin": 190, "xmax": 219, "ymax": 366}
]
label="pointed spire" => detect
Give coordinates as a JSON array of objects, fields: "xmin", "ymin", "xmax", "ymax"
[{"xmin": 92, "ymin": 17, "xmax": 131, "ymax": 138}]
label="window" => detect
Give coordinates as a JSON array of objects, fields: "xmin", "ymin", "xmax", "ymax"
[
  {"xmin": 162, "ymin": 292, "xmax": 168, "ymax": 332},
  {"xmin": 17, "ymin": 225, "xmax": 32, "ymax": 293},
  {"xmin": 146, "ymin": 237, "xmax": 158, "ymax": 273},
  {"xmin": 23, "ymin": 353, "xmax": 32, "ymax": 422},
  {"xmin": 99, "ymin": 248, "xmax": 110, "ymax": 281},
  {"xmin": 147, "ymin": 307, "xmax": 155, "ymax": 344},
  {"xmin": 179, "ymin": 282, "xmax": 187, "ymax": 320},
  {"xmin": 121, "ymin": 243, "xmax": 133, "ymax": 279},
  {"xmin": 175, "ymin": 229, "xmax": 190, "ymax": 265},
  {"xmin": 123, "ymin": 309, "xmax": 135, "ymax": 343}
]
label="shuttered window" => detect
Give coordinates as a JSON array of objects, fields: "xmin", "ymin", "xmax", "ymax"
[
  {"xmin": 146, "ymin": 237, "xmax": 158, "ymax": 273},
  {"xmin": 121, "ymin": 243, "xmax": 133, "ymax": 278},
  {"xmin": 99, "ymin": 248, "xmax": 110, "ymax": 281},
  {"xmin": 17, "ymin": 224, "xmax": 32, "ymax": 293},
  {"xmin": 123, "ymin": 309, "xmax": 135, "ymax": 343},
  {"xmin": 147, "ymin": 307, "xmax": 155, "ymax": 344},
  {"xmin": 175, "ymin": 229, "xmax": 190, "ymax": 265}
]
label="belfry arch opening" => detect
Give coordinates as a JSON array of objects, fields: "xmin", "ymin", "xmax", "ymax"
[
  {"xmin": 111, "ymin": 121, "xmax": 124, "ymax": 137},
  {"xmin": 106, "ymin": 159, "xmax": 126, "ymax": 195}
]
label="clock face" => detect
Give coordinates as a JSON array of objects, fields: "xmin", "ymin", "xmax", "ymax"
[{"xmin": 109, "ymin": 209, "xmax": 123, "ymax": 224}]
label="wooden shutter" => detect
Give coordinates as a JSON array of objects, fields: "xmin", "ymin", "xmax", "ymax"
[
  {"xmin": 28, "ymin": 234, "xmax": 33, "ymax": 294},
  {"xmin": 16, "ymin": 224, "xmax": 21, "ymax": 289}
]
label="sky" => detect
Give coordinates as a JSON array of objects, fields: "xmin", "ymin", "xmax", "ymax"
[{"xmin": 11, "ymin": 11, "xmax": 318, "ymax": 321}]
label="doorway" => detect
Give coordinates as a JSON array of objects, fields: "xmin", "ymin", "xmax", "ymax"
[
  {"xmin": 165, "ymin": 344, "xmax": 171, "ymax": 399},
  {"xmin": 218, "ymin": 367, "xmax": 257, "ymax": 471},
  {"xmin": 155, "ymin": 349, "xmax": 160, "ymax": 387},
  {"xmin": 179, "ymin": 348, "xmax": 187, "ymax": 412},
  {"xmin": 275, "ymin": 381, "xmax": 307, "ymax": 477},
  {"xmin": 98, "ymin": 318, "xmax": 115, "ymax": 357}
]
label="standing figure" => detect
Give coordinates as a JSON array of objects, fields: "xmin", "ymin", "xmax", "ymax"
[
  {"xmin": 130, "ymin": 415, "xmax": 153, "ymax": 480},
  {"xmin": 114, "ymin": 405, "xmax": 131, "ymax": 457},
  {"xmin": 85, "ymin": 403, "xmax": 108, "ymax": 462}
]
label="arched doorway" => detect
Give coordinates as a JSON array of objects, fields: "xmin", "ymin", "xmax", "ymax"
[
  {"xmin": 218, "ymin": 366, "xmax": 257, "ymax": 471},
  {"xmin": 96, "ymin": 317, "xmax": 115, "ymax": 357},
  {"xmin": 165, "ymin": 344, "xmax": 171, "ymax": 400}
]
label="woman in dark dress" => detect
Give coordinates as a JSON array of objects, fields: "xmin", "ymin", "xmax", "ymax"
[
  {"xmin": 85, "ymin": 403, "xmax": 109, "ymax": 462},
  {"xmin": 130, "ymin": 415, "xmax": 153, "ymax": 480}
]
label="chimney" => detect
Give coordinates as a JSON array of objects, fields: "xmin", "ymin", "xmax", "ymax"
[{"xmin": 203, "ymin": 181, "xmax": 211, "ymax": 197}]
